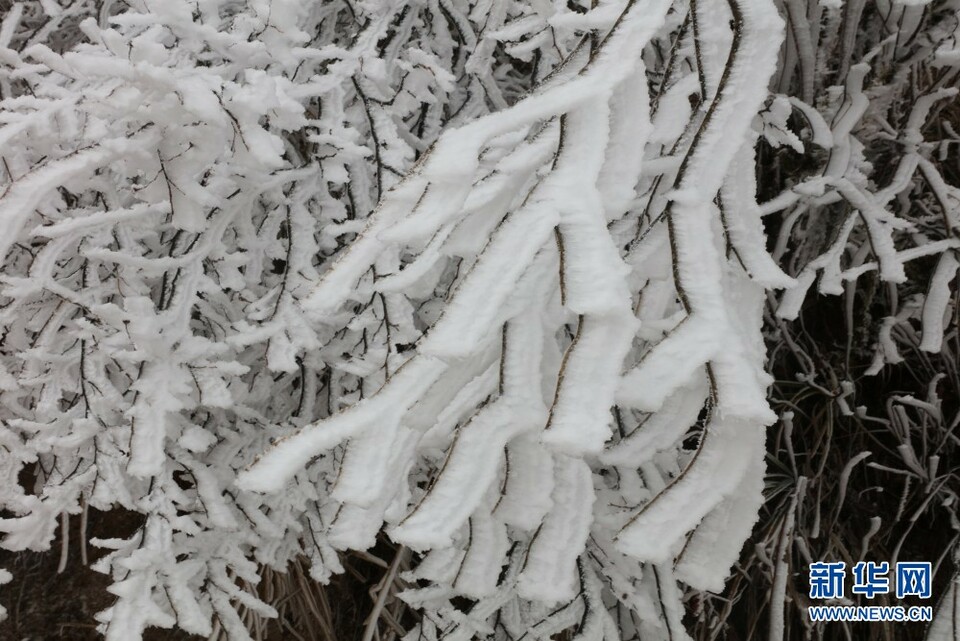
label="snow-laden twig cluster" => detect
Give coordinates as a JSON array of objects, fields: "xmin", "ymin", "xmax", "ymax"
[
  {"xmin": 0, "ymin": 0, "xmax": 497, "ymax": 637},
  {"xmin": 0, "ymin": 0, "xmax": 957, "ymax": 639},
  {"xmin": 236, "ymin": 0, "xmax": 791, "ymax": 637}
]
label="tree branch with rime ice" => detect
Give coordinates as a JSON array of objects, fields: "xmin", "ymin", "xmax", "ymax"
[{"xmin": 1, "ymin": 0, "xmax": 958, "ymax": 639}]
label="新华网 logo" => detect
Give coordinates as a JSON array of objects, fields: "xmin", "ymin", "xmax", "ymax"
[
  {"xmin": 808, "ymin": 561, "xmax": 931, "ymax": 599},
  {"xmin": 806, "ymin": 561, "xmax": 934, "ymax": 624}
]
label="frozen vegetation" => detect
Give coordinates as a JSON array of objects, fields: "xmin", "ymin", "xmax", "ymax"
[{"xmin": 0, "ymin": 0, "xmax": 958, "ymax": 639}]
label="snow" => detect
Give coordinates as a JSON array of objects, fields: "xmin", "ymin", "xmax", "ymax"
[
  {"xmin": 603, "ymin": 375, "xmax": 708, "ymax": 466},
  {"xmin": 392, "ymin": 311, "xmax": 549, "ymax": 549},
  {"xmin": 451, "ymin": 503, "xmax": 510, "ymax": 598},
  {"xmin": 391, "ymin": 402, "xmax": 537, "ymax": 549},
  {"xmin": 615, "ymin": 416, "xmax": 765, "ymax": 563},
  {"xmin": 674, "ymin": 447, "xmax": 765, "ymax": 592},
  {"xmin": 419, "ymin": 203, "xmax": 560, "ymax": 358},
  {"xmin": 237, "ymin": 356, "xmax": 446, "ymax": 493},
  {"xmin": 494, "ymin": 434, "xmax": 555, "ymax": 530},
  {"xmin": 927, "ymin": 573, "xmax": 960, "ymax": 641},
  {"xmin": 0, "ymin": 567, "xmax": 11, "ymax": 623},
  {"xmin": 542, "ymin": 311, "xmax": 638, "ymax": 455},
  {"xmin": 618, "ymin": 316, "xmax": 718, "ymax": 412},
  {"xmin": 3, "ymin": 0, "xmax": 954, "ymax": 638},
  {"xmin": 0, "ymin": 147, "xmax": 115, "ymax": 262},
  {"xmin": 516, "ymin": 456, "xmax": 594, "ymax": 604},
  {"xmin": 921, "ymin": 252, "xmax": 959, "ymax": 352},
  {"xmin": 721, "ymin": 142, "xmax": 797, "ymax": 289}
]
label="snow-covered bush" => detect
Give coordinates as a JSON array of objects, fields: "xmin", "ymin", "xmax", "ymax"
[{"xmin": 0, "ymin": 0, "xmax": 956, "ymax": 639}]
